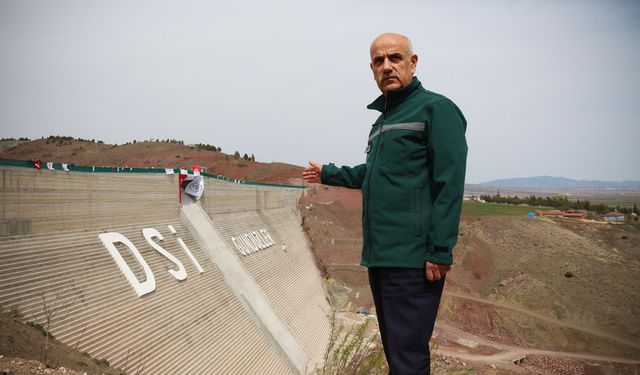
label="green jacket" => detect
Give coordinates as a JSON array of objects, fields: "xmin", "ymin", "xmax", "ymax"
[{"xmin": 321, "ymin": 77, "xmax": 467, "ymax": 267}]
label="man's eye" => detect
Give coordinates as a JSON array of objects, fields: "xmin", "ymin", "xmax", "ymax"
[
  {"xmin": 389, "ymin": 55, "xmax": 402, "ymax": 62},
  {"xmin": 373, "ymin": 58, "xmax": 384, "ymax": 65}
]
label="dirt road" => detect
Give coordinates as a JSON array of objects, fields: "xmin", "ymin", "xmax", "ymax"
[
  {"xmin": 444, "ymin": 290, "xmax": 640, "ymax": 351},
  {"xmin": 436, "ymin": 322, "xmax": 640, "ymax": 365}
]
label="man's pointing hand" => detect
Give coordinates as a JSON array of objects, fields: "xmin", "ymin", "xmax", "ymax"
[{"xmin": 302, "ymin": 161, "xmax": 323, "ymax": 184}]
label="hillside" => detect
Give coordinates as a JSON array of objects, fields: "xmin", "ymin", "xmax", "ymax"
[
  {"xmin": 300, "ymin": 186, "xmax": 640, "ymax": 374},
  {"xmin": 480, "ymin": 176, "xmax": 640, "ymax": 189},
  {"xmin": 0, "ymin": 138, "xmax": 304, "ymax": 186},
  {"xmin": 0, "ymin": 309, "xmax": 122, "ymax": 375}
]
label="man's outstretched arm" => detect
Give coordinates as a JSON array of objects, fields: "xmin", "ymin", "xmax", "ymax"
[{"xmin": 302, "ymin": 161, "xmax": 366, "ymax": 189}]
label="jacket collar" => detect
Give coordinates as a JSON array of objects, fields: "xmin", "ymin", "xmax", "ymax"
[{"xmin": 367, "ymin": 76, "xmax": 422, "ymax": 113}]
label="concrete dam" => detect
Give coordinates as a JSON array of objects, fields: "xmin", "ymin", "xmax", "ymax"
[{"xmin": 0, "ymin": 163, "xmax": 332, "ymax": 374}]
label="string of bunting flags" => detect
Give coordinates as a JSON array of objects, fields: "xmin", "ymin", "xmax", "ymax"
[{"xmin": 0, "ymin": 157, "xmax": 304, "ymax": 190}]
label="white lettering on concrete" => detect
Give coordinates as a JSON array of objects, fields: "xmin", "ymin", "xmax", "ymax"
[
  {"xmin": 243, "ymin": 233, "xmax": 258, "ymax": 250},
  {"xmin": 231, "ymin": 229, "xmax": 276, "ymax": 256},
  {"xmin": 143, "ymin": 228, "xmax": 187, "ymax": 281},
  {"xmin": 99, "ymin": 232, "xmax": 156, "ymax": 297},
  {"xmin": 231, "ymin": 236, "xmax": 248, "ymax": 256},
  {"xmin": 101, "ymin": 225, "xmax": 207, "ymax": 297},
  {"xmin": 177, "ymin": 238, "xmax": 204, "ymax": 273},
  {"xmin": 259, "ymin": 229, "xmax": 274, "ymax": 244},
  {"xmin": 252, "ymin": 231, "xmax": 266, "ymax": 248}
]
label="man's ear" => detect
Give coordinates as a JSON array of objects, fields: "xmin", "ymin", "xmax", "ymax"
[{"xmin": 411, "ymin": 54, "xmax": 418, "ymax": 73}]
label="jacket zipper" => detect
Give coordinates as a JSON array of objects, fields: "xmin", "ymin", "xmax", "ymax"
[{"xmin": 366, "ymin": 98, "xmax": 387, "ymax": 264}]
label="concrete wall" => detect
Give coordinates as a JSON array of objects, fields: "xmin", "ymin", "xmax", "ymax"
[
  {"xmin": 0, "ymin": 167, "xmax": 178, "ymax": 236},
  {"xmin": 202, "ymin": 182, "xmax": 332, "ymax": 364},
  {"xmin": 0, "ymin": 166, "xmax": 330, "ymax": 374}
]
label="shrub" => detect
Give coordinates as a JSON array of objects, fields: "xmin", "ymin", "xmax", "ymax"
[
  {"xmin": 26, "ymin": 321, "xmax": 55, "ymax": 339},
  {"xmin": 321, "ymin": 313, "xmax": 387, "ymax": 375},
  {"xmin": 194, "ymin": 143, "xmax": 218, "ymax": 152}
]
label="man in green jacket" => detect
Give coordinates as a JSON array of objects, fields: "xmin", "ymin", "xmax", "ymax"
[{"xmin": 303, "ymin": 33, "xmax": 467, "ymax": 374}]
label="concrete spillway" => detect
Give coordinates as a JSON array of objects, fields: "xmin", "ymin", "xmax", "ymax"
[{"xmin": 0, "ymin": 166, "xmax": 331, "ymax": 374}]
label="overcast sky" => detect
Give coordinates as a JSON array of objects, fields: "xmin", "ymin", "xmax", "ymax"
[{"xmin": 1, "ymin": 0, "xmax": 639, "ymax": 183}]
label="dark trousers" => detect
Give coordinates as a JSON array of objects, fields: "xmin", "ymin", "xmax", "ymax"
[{"xmin": 368, "ymin": 267, "xmax": 445, "ymax": 375}]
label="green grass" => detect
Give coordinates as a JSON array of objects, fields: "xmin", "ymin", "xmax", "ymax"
[{"xmin": 462, "ymin": 201, "xmax": 549, "ymax": 217}]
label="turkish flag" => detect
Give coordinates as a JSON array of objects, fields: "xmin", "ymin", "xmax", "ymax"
[
  {"xmin": 191, "ymin": 165, "xmax": 203, "ymax": 175},
  {"xmin": 32, "ymin": 160, "xmax": 42, "ymax": 169}
]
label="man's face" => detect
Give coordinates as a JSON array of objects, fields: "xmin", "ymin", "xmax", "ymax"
[{"xmin": 370, "ymin": 34, "xmax": 418, "ymax": 95}]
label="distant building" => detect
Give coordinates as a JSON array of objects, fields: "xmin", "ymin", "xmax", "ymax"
[
  {"xmin": 563, "ymin": 209, "xmax": 586, "ymax": 219},
  {"xmin": 536, "ymin": 209, "xmax": 586, "ymax": 219},
  {"xmin": 536, "ymin": 210, "xmax": 564, "ymax": 217},
  {"xmin": 603, "ymin": 211, "xmax": 625, "ymax": 222},
  {"xmin": 463, "ymin": 195, "xmax": 485, "ymax": 203}
]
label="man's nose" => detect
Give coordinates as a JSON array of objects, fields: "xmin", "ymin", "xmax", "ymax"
[{"xmin": 382, "ymin": 58, "xmax": 392, "ymax": 71}]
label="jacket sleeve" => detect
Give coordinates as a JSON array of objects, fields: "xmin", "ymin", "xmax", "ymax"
[
  {"xmin": 320, "ymin": 163, "xmax": 366, "ymax": 189},
  {"xmin": 426, "ymin": 99, "xmax": 468, "ymax": 265}
]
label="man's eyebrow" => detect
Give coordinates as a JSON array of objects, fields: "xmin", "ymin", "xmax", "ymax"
[{"xmin": 371, "ymin": 52, "xmax": 404, "ymax": 62}]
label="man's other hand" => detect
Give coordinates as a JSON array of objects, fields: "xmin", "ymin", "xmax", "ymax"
[
  {"xmin": 302, "ymin": 161, "xmax": 323, "ymax": 184},
  {"xmin": 425, "ymin": 261, "xmax": 450, "ymax": 282}
]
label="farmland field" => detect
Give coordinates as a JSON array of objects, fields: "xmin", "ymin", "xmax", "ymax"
[{"xmin": 462, "ymin": 201, "xmax": 549, "ymax": 216}]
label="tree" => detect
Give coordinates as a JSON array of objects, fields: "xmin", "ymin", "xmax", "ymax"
[
  {"xmin": 250, "ymin": 154, "xmax": 255, "ymax": 162},
  {"xmin": 243, "ymin": 153, "xmax": 249, "ymax": 160},
  {"xmin": 234, "ymin": 151, "xmax": 240, "ymax": 159},
  {"xmin": 39, "ymin": 290, "xmax": 71, "ymax": 366}
]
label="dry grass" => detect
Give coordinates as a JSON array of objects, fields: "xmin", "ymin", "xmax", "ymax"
[{"xmin": 320, "ymin": 312, "xmax": 387, "ymax": 375}]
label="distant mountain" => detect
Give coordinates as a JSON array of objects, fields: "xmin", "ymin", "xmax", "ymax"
[{"xmin": 480, "ymin": 176, "xmax": 640, "ymax": 189}]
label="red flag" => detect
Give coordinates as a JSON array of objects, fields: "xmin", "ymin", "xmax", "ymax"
[
  {"xmin": 191, "ymin": 165, "xmax": 203, "ymax": 175},
  {"xmin": 32, "ymin": 160, "xmax": 42, "ymax": 169},
  {"xmin": 178, "ymin": 172, "xmax": 188, "ymax": 203}
]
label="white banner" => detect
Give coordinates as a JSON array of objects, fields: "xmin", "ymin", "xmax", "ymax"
[
  {"xmin": 46, "ymin": 162, "xmax": 55, "ymax": 170},
  {"xmin": 165, "ymin": 168, "xmax": 175, "ymax": 175},
  {"xmin": 184, "ymin": 175, "xmax": 204, "ymax": 200},
  {"xmin": 62, "ymin": 163, "xmax": 69, "ymax": 172}
]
